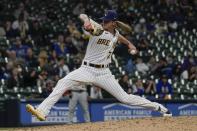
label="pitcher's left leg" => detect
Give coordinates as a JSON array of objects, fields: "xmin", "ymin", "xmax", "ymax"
[{"xmin": 95, "ymin": 75, "xmax": 170, "ymax": 115}]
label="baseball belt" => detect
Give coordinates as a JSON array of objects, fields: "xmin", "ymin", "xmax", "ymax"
[{"xmin": 83, "ymin": 61, "xmax": 109, "ymax": 68}]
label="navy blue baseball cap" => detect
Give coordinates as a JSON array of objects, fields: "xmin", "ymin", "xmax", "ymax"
[{"xmin": 100, "ymin": 10, "xmax": 117, "ymax": 21}]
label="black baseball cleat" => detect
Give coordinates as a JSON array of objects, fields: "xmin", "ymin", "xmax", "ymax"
[
  {"xmin": 158, "ymin": 106, "xmax": 172, "ymax": 117},
  {"xmin": 163, "ymin": 110, "xmax": 172, "ymax": 117}
]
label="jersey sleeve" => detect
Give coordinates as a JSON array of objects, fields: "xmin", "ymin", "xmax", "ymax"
[{"xmin": 89, "ymin": 19, "xmax": 104, "ymax": 36}]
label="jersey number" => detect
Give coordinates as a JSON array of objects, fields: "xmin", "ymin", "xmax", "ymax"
[{"xmin": 107, "ymin": 51, "xmax": 113, "ymax": 59}]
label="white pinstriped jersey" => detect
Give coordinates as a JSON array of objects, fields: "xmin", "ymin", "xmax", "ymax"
[{"xmin": 83, "ymin": 30, "xmax": 119, "ymax": 65}]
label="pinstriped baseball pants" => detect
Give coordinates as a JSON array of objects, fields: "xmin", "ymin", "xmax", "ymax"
[{"xmin": 37, "ymin": 65, "xmax": 168, "ymax": 116}]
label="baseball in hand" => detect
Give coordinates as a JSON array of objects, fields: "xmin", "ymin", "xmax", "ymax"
[{"xmin": 130, "ymin": 49, "xmax": 137, "ymax": 55}]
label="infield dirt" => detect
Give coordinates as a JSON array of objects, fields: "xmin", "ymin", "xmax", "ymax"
[{"xmin": 2, "ymin": 116, "xmax": 197, "ymax": 131}]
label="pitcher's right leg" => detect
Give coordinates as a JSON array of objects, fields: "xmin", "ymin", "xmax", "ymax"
[
  {"xmin": 26, "ymin": 66, "xmax": 95, "ymax": 121},
  {"xmin": 37, "ymin": 79, "xmax": 76, "ymax": 116},
  {"xmin": 26, "ymin": 78, "xmax": 78, "ymax": 121}
]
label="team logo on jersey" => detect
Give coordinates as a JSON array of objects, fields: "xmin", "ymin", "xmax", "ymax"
[{"xmin": 97, "ymin": 39, "xmax": 110, "ymax": 46}]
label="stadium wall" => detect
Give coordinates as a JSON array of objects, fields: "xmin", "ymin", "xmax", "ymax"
[{"xmin": 0, "ymin": 99, "xmax": 197, "ymax": 127}]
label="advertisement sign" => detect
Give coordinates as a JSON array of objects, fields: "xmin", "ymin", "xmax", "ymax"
[
  {"xmin": 167, "ymin": 103, "xmax": 197, "ymax": 116},
  {"xmin": 18, "ymin": 100, "xmax": 197, "ymax": 126},
  {"xmin": 90, "ymin": 103, "xmax": 161, "ymax": 122},
  {"xmin": 20, "ymin": 101, "xmax": 85, "ymax": 125}
]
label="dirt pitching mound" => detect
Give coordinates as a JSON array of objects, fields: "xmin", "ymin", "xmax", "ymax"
[{"xmin": 7, "ymin": 116, "xmax": 197, "ymax": 131}]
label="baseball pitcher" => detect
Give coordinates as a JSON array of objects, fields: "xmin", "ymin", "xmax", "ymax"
[{"xmin": 26, "ymin": 10, "xmax": 172, "ymax": 121}]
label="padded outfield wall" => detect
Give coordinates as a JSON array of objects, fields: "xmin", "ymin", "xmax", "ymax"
[{"xmin": 0, "ymin": 99, "xmax": 197, "ymax": 126}]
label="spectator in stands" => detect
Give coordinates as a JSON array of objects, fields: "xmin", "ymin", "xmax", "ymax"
[
  {"xmin": 119, "ymin": 74, "xmax": 132, "ymax": 94},
  {"xmin": 52, "ymin": 34, "xmax": 69, "ymax": 57},
  {"xmin": 136, "ymin": 57, "xmax": 149, "ymax": 75},
  {"xmin": 64, "ymin": 36, "xmax": 78, "ymax": 55},
  {"xmin": 5, "ymin": 20, "xmax": 16, "ymax": 38},
  {"xmin": 41, "ymin": 79, "xmax": 55, "ymax": 98},
  {"xmin": 6, "ymin": 50, "xmax": 25, "ymax": 71},
  {"xmin": 129, "ymin": 79, "xmax": 154, "ymax": 99},
  {"xmin": 25, "ymin": 48, "xmax": 37, "ymax": 68},
  {"xmin": 7, "ymin": 66, "xmax": 24, "ymax": 89},
  {"xmin": 8, "ymin": 37, "xmax": 29, "ymax": 59},
  {"xmin": 90, "ymin": 85, "xmax": 103, "ymax": 99},
  {"xmin": 38, "ymin": 50, "xmax": 49, "ymax": 71},
  {"xmin": 124, "ymin": 58, "xmax": 135, "ymax": 74},
  {"xmin": 29, "ymin": 19, "xmax": 45, "ymax": 47},
  {"xmin": 138, "ymin": 38, "xmax": 150, "ymax": 51},
  {"xmin": 4, "ymin": 61, "xmax": 14, "ymax": 79},
  {"xmin": 147, "ymin": 56, "xmax": 156, "ymax": 70},
  {"xmin": 7, "ymin": 50, "xmax": 18, "ymax": 63},
  {"xmin": 188, "ymin": 66, "xmax": 197, "ymax": 82},
  {"xmin": 156, "ymin": 74, "xmax": 172, "ymax": 100},
  {"xmin": 67, "ymin": 20, "xmax": 81, "ymax": 37},
  {"xmin": 133, "ymin": 79, "xmax": 145, "ymax": 96},
  {"xmin": 161, "ymin": 56, "xmax": 174, "ymax": 79},
  {"xmin": 181, "ymin": 66, "xmax": 197, "ymax": 82},
  {"xmin": 29, "ymin": 20, "xmax": 44, "ymax": 47},
  {"xmin": 37, "ymin": 69, "xmax": 48, "ymax": 90},
  {"xmin": 71, "ymin": 54, "xmax": 83, "ymax": 70},
  {"xmin": 182, "ymin": 55, "xmax": 196, "ymax": 71},
  {"xmin": 54, "ymin": 57, "xmax": 70, "ymax": 79},
  {"xmin": 151, "ymin": 58, "xmax": 168, "ymax": 77},
  {"xmin": 23, "ymin": 68, "xmax": 37, "ymax": 87},
  {"xmin": 48, "ymin": 49, "xmax": 59, "ymax": 65},
  {"xmin": 67, "ymin": 21, "xmax": 83, "ymax": 52},
  {"xmin": 38, "ymin": 50, "xmax": 56, "ymax": 78},
  {"xmin": 71, "ymin": 34, "xmax": 84, "ymax": 53},
  {"xmin": 173, "ymin": 64, "xmax": 182, "ymax": 80},
  {"xmin": 144, "ymin": 80, "xmax": 156, "ymax": 95},
  {"xmin": 13, "ymin": 2, "xmax": 29, "ymax": 20},
  {"xmin": 12, "ymin": 12, "xmax": 29, "ymax": 39}
]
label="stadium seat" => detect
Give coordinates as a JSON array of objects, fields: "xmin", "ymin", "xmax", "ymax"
[{"xmin": 0, "ymin": 0, "xmax": 196, "ymax": 100}]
